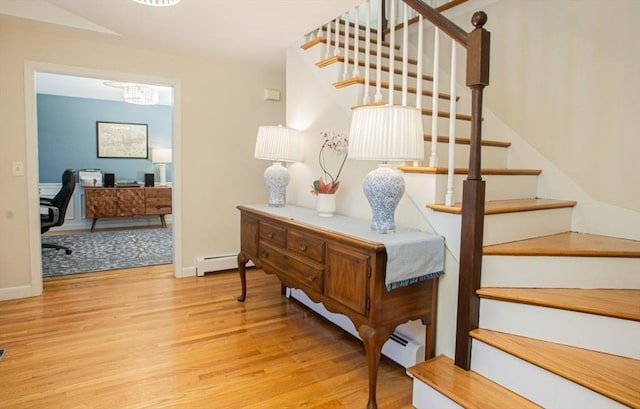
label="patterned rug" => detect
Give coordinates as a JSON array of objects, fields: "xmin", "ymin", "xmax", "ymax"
[{"xmin": 42, "ymin": 227, "xmax": 173, "ymax": 277}]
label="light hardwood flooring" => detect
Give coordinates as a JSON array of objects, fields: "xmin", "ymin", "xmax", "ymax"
[{"xmin": 0, "ymin": 265, "xmax": 413, "ymax": 409}]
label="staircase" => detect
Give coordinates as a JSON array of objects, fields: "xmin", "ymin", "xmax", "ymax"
[{"xmin": 293, "ymin": 0, "xmax": 640, "ymax": 407}]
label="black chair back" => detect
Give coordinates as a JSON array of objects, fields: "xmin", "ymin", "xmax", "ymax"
[{"xmin": 42, "ymin": 169, "xmax": 76, "ymax": 232}]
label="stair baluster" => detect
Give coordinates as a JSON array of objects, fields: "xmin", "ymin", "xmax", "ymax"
[
  {"xmin": 374, "ymin": 0, "xmax": 383, "ymax": 102},
  {"xmin": 363, "ymin": 0, "xmax": 372, "ymax": 104},
  {"xmin": 429, "ymin": 28, "xmax": 440, "ymax": 167},
  {"xmin": 388, "ymin": 0, "xmax": 396, "ymax": 105},
  {"xmin": 445, "ymin": 41, "xmax": 457, "ymax": 206},
  {"xmin": 342, "ymin": 11, "xmax": 350, "ymax": 81},
  {"xmin": 353, "ymin": 6, "xmax": 361, "ymax": 78}
]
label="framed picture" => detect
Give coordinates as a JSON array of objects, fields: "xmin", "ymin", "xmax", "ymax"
[{"xmin": 97, "ymin": 121, "xmax": 148, "ymax": 159}]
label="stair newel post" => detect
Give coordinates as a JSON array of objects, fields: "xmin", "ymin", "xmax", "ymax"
[
  {"xmin": 374, "ymin": 0, "xmax": 383, "ymax": 102},
  {"xmin": 363, "ymin": 0, "xmax": 372, "ymax": 104},
  {"xmin": 454, "ymin": 11, "xmax": 490, "ymax": 371},
  {"xmin": 445, "ymin": 41, "xmax": 457, "ymax": 206},
  {"xmin": 343, "ymin": 11, "xmax": 350, "ymax": 81},
  {"xmin": 388, "ymin": 0, "xmax": 396, "ymax": 105},
  {"xmin": 429, "ymin": 28, "xmax": 440, "ymax": 167}
]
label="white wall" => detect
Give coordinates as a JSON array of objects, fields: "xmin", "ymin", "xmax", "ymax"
[
  {"xmin": 446, "ymin": 0, "xmax": 640, "ymax": 214},
  {"xmin": 0, "ymin": 15, "xmax": 285, "ymax": 299}
]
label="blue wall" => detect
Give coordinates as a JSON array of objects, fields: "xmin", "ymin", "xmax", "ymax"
[{"xmin": 37, "ymin": 94, "xmax": 173, "ymax": 184}]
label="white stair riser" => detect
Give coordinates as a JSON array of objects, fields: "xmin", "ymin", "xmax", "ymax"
[
  {"xmin": 482, "ymin": 256, "xmax": 640, "ymax": 289},
  {"xmin": 471, "ymin": 340, "xmax": 628, "ymax": 409},
  {"xmin": 429, "ymin": 173, "xmax": 538, "ymax": 204},
  {"xmin": 412, "ymin": 380, "xmax": 463, "ymax": 409},
  {"xmin": 479, "ymin": 299, "xmax": 640, "ymax": 359},
  {"xmin": 424, "ymin": 142, "xmax": 507, "ymax": 169},
  {"xmin": 483, "ymin": 207, "xmax": 573, "ymax": 245}
]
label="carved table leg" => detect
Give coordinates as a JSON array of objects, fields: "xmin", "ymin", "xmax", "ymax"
[
  {"xmin": 358, "ymin": 324, "xmax": 394, "ymax": 409},
  {"xmin": 237, "ymin": 252, "xmax": 248, "ymax": 302}
]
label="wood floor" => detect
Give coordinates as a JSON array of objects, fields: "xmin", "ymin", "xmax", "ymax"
[{"xmin": 0, "ymin": 265, "xmax": 414, "ymax": 409}]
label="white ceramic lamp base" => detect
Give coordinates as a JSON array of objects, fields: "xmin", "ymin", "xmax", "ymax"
[
  {"xmin": 264, "ymin": 162, "xmax": 289, "ymax": 207},
  {"xmin": 363, "ymin": 164, "xmax": 405, "ymax": 233}
]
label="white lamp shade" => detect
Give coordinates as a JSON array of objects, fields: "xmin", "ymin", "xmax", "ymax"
[
  {"xmin": 152, "ymin": 148, "xmax": 172, "ymax": 164},
  {"xmin": 254, "ymin": 125, "xmax": 303, "ymax": 162},
  {"xmin": 348, "ymin": 105, "xmax": 424, "ymax": 161}
]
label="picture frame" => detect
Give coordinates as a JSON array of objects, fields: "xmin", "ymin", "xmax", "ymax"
[{"xmin": 97, "ymin": 121, "xmax": 148, "ymax": 159}]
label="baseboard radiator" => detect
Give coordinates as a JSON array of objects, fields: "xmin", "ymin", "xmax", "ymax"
[
  {"xmin": 288, "ymin": 288, "xmax": 425, "ymax": 369},
  {"xmin": 195, "ymin": 254, "xmax": 252, "ymax": 276}
]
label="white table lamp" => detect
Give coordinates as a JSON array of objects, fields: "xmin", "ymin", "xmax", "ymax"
[
  {"xmin": 349, "ymin": 105, "xmax": 424, "ymax": 233},
  {"xmin": 254, "ymin": 125, "xmax": 303, "ymax": 207},
  {"xmin": 152, "ymin": 148, "xmax": 172, "ymax": 186}
]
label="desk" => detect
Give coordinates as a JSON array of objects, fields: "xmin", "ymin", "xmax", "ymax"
[
  {"xmin": 84, "ymin": 186, "xmax": 172, "ymax": 232},
  {"xmin": 237, "ymin": 205, "xmax": 443, "ymax": 409}
]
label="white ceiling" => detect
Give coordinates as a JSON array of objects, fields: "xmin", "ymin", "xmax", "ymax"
[{"xmin": 1, "ymin": 0, "xmax": 362, "ymax": 102}]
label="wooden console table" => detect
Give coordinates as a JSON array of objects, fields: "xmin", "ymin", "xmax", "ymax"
[
  {"xmin": 237, "ymin": 205, "xmax": 444, "ymax": 409},
  {"xmin": 84, "ymin": 186, "xmax": 172, "ymax": 232}
]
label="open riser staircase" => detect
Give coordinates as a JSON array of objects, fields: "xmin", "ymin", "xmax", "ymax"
[{"xmin": 296, "ymin": 0, "xmax": 640, "ymax": 407}]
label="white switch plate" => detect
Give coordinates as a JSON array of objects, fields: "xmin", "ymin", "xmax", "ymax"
[{"xmin": 12, "ymin": 161, "xmax": 24, "ymax": 176}]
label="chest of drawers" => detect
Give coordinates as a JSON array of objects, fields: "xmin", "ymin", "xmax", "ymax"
[
  {"xmin": 237, "ymin": 205, "xmax": 440, "ymax": 409},
  {"xmin": 84, "ymin": 187, "xmax": 172, "ymax": 231}
]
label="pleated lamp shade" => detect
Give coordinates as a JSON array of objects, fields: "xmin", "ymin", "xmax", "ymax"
[
  {"xmin": 254, "ymin": 125, "xmax": 303, "ymax": 207},
  {"xmin": 254, "ymin": 125, "xmax": 303, "ymax": 162},
  {"xmin": 348, "ymin": 105, "xmax": 424, "ymax": 161},
  {"xmin": 348, "ymin": 105, "xmax": 424, "ymax": 233}
]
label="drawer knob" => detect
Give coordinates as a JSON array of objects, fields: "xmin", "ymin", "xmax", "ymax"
[
  {"xmin": 260, "ymin": 250, "xmax": 269, "ymax": 258},
  {"xmin": 305, "ymin": 274, "xmax": 316, "ymax": 283},
  {"xmin": 267, "ymin": 232, "xmax": 274, "ymax": 239},
  {"xmin": 298, "ymin": 243, "xmax": 308, "ymax": 251}
]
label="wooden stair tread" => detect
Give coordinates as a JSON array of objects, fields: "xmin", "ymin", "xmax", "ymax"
[
  {"xmin": 470, "ymin": 328, "xmax": 640, "ymax": 408},
  {"xmin": 311, "ymin": 40, "xmax": 418, "ymax": 65},
  {"xmin": 477, "ymin": 288, "xmax": 640, "ymax": 321},
  {"xmin": 408, "ymin": 355, "xmax": 542, "ymax": 409},
  {"xmin": 424, "ymin": 134, "xmax": 511, "ymax": 148},
  {"xmin": 337, "ymin": 57, "xmax": 434, "ymax": 82},
  {"xmin": 333, "ymin": 77, "xmax": 455, "ymax": 100},
  {"xmin": 427, "ymin": 198, "xmax": 576, "ymax": 215},
  {"xmin": 484, "ymin": 231, "xmax": 640, "ymax": 258},
  {"xmin": 399, "ymin": 166, "xmax": 542, "ymax": 176}
]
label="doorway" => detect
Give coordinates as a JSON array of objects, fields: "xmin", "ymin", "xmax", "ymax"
[{"xmin": 25, "ymin": 62, "xmax": 182, "ymax": 292}]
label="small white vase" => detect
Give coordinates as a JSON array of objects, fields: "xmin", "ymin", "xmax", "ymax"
[{"xmin": 316, "ymin": 193, "xmax": 336, "ymax": 217}]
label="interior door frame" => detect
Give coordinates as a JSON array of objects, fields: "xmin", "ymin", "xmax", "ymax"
[{"xmin": 24, "ymin": 61, "xmax": 183, "ymax": 294}]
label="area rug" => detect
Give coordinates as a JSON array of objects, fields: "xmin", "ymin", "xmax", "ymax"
[{"xmin": 42, "ymin": 227, "xmax": 173, "ymax": 277}]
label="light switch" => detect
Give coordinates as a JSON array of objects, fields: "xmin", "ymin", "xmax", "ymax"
[
  {"xmin": 264, "ymin": 88, "xmax": 281, "ymax": 101},
  {"xmin": 12, "ymin": 161, "xmax": 24, "ymax": 176}
]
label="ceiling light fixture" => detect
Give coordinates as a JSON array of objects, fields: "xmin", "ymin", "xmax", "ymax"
[
  {"xmin": 123, "ymin": 85, "xmax": 159, "ymax": 105},
  {"xmin": 132, "ymin": 0, "xmax": 182, "ymax": 6}
]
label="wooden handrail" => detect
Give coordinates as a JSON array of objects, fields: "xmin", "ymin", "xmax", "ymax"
[
  {"xmin": 402, "ymin": 0, "xmax": 468, "ymax": 46},
  {"xmin": 402, "ymin": 0, "xmax": 490, "ymax": 371}
]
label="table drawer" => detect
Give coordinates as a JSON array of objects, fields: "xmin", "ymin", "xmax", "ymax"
[
  {"xmin": 259, "ymin": 241, "xmax": 323, "ymax": 293},
  {"xmin": 259, "ymin": 221, "xmax": 286, "ymax": 247},
  {"xmin": 146, "ymin": 188, "xmax": 171, "ymax": 198},
  {"xmin": 287, "ymin": 230, "xmax": 324, "ymax": 263},
  {"xmin": 145, "ymin": 197, "xmax": 172, "ymax": 215}
]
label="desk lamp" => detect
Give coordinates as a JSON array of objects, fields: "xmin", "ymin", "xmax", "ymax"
[
  {"xmin": 254, "ymin": 125, "xmax": 303, "ymax": 207},
  {"xmin": 348, "ymin": 105, "xmax": 424, "ymax": 233}
]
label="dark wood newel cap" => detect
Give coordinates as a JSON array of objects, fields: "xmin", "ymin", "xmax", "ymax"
[{"xmin": 471, "ymin": 11, "xmax": 487, "ymax": 29}]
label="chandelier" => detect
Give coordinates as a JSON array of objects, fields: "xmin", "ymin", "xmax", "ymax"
[
  {"xmin": 132, "ymin": 0, "xmax": 182, "ymax": 6},
  {"xmin": 123, "ymin": 85, "xmax": 159, "ymax": 105}
]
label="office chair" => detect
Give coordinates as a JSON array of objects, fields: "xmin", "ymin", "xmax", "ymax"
[{"xmin": 41, "ymin": 169, "xmax": 76, "ymax": 255}]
